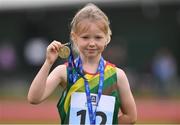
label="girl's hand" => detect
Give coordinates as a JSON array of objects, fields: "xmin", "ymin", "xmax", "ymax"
[{"xmin": 46, "ymin": 40, "xmax": 63, "ymax": 65}]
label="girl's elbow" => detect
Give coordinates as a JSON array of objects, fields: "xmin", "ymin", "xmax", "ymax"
[
  {"xmin": 27, "ymin": 94, "xmax": 41, "ymax": 105},
  {"xmin": 130, "ymin": 113, "xmax": 137, "ymax": 124},
  {"xmin": 130, "ymin": 116, "xmax": 137, "ymax": 124}
]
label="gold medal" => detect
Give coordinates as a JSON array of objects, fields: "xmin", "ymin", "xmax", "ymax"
[{"xmin": 59, "ymin": 45, "xmax": 70, "ymax": 59}]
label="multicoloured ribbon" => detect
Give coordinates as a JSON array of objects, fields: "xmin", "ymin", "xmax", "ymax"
[{"xmin": 67, "ymin": 42, "xmax": 105, "ymax": 124}]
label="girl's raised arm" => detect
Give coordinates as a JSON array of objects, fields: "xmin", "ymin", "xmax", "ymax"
[{"xmin": 27, "ymin": 41, "xmax": 67, "ymax": 104}]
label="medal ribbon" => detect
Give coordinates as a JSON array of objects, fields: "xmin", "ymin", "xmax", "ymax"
[{"xmin": 67, "ymin": 43, "xmax": 105, "ymax": 124}]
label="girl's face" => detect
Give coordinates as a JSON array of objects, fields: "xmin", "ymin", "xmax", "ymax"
[{"xmin": 72, "ymin": 20, "xmax": 108, "ymax": 58}]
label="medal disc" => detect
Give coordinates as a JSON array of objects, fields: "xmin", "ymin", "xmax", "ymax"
[{"xmin": 59, "ymin": 46, "xmax": 70, "ymax": 59}]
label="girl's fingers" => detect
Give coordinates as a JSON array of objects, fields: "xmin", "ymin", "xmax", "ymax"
[
  {"xmin": 47, "ymin": 44, "xmax": 57, "ymax": 53},
  {"xmin": 52, "ymin": 40, "xmax": 64, "ymax": 50},
  {"xmin": 48, "ymin": 40, "xmax": 68, "ymax": 53},
  {"xmin": 54, "ymin": 40, "xmax": 62, "ymax": 47},
  {"xmin": 52, "ymin": 43, "xmax": 59, "ymax": 52},
  {"xmin": 51, "ymin": 45, "xmax": 56, "ymax": 52}
]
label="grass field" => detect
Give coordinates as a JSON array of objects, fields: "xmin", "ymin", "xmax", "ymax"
[{"xmin": 0, "ymin": 98, "xmax": 180, "ymax": 124}]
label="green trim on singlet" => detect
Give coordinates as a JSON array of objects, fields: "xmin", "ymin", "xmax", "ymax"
[{"xmin": 57, "ymin": 62, "xmax": 121, "ymax": 124}]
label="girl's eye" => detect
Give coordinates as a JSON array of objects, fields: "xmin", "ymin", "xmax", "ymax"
[
  {"xmin": 95, "ymin": 36, "xmax": 103, "ymax": 40},
  {"xmin": 81, "ymin": 36, "xmax": 89, "ymax": 39}
]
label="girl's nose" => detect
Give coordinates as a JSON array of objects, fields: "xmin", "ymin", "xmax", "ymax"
[{"xmin": 89, "ymin": 39, "xmax": 96, "ymax": 47}]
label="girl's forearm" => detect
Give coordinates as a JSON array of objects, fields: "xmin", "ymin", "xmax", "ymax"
[{"xmin": 27, "ymin": 60, "xmax": 53, "ymax": 104}]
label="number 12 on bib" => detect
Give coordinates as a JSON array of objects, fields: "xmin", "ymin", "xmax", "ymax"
[{"xmin": 69, "ymin": 92, "xmax": 115, "ymax": 125}]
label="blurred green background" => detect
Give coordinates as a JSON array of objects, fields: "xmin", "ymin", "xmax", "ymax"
[{"xmin": 0, "ymin": 0, "xmax": 180, "ymax": 124}]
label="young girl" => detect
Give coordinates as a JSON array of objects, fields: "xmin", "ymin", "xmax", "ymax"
[{"xmin": 28, "ymin": 3, "xmax": 137, "ymax": 124}]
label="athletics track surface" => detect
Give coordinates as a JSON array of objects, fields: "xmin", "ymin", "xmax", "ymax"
[{"xmin": 0, "ymin": 99, "xmax": 180, "ymax": 124}]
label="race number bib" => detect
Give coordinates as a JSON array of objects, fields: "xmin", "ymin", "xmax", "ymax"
[{"xmin": 69, "ymin": 92, "xmax": 115, "ymax": 125}]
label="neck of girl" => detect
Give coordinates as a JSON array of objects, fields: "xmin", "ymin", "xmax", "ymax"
[{"xmin": 80, "ymin": 54, "xmax": 102, "ymax": 74}]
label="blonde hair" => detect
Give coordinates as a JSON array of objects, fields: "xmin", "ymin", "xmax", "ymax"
[{"xmin": 70, "ymin": 3, "xmax": 112, "ymax": 44}]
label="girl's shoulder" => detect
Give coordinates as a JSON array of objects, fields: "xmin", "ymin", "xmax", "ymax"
[
  {"xmin": 105, "ymin": 60, "xmax": 116, "ymax": 68},
  {"xmin": 53, "ymin": 64, "xmax": 67, "ymax": 88},
  {"xmin": 55, "ymin": 63, "xmax": 67, "ymax": 70},
  {"xmin": 104, "ymin": 60, "xmax": 127, "ymax": 80}
]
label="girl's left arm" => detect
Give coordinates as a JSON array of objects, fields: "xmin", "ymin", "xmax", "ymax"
[{"xmin": 116, "ymin": 68, "xmax": 137, "ymax": 124}]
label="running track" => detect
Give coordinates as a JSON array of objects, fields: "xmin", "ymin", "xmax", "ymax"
[{"xmin": 0, "ymin": 99, "xmax": 180, "ymax": 123}]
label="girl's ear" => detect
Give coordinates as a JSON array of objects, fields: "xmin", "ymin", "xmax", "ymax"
[
  {"xmin": 70, "ymin": 32, "xmax": 79, "ymax": 53},
  {"xmin": 104, "ymin": 36, "xmax": 111, "ymax": 49},
  {"xmin": 70, "ymin": 32, "xmax": 77, "ymax": 43},
  {"xmin": 106, "ymin": 36, "xmax": 111, "ymax": 45}
]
